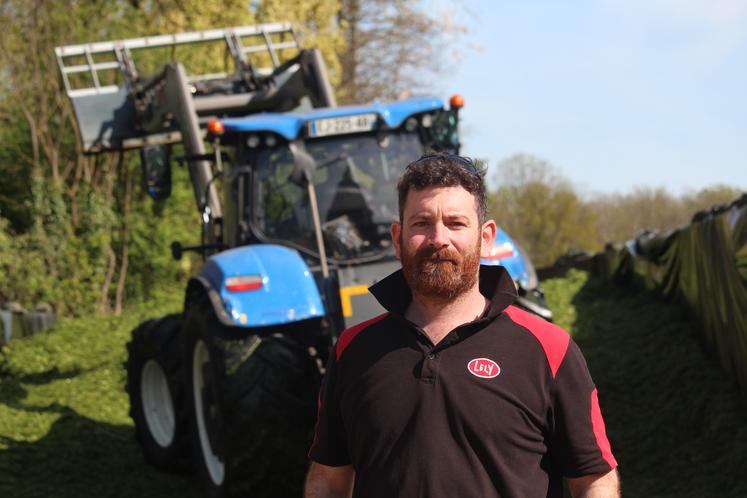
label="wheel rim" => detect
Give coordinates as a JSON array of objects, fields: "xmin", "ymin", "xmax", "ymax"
[
  {"xmin": 192, "ymin": 340, "xmax": 225, "ymax": 485},
  {"xmin": 141, "ymin": 359, "xmax": 175, "ymax": 448}
]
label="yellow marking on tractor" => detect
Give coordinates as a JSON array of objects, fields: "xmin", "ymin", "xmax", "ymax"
[{"xmin": 339, "ymin": 285, "xmax": 370, "ymax": 317}]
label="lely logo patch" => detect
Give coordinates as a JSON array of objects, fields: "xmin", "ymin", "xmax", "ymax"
[{"xmin": 467, "ymin": 358, "xmax": 501, "ymax": 379}]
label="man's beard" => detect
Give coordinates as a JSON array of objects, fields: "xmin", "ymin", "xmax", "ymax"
[{"xmin": 400, "ymin": 237, "xmax": 482, "ymax": 302}]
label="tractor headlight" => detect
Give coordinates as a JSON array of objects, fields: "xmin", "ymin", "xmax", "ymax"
[{"xmin": 246, "ymin": 135, "xmax": 260, "ymax": 148}]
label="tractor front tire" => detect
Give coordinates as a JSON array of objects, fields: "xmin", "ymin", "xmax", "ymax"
[
  {"xmin": 183, "ymin": 292, "xmax": 321, "ymax": 498},
  {"xmin": 125, "ymin": 314, "xmax": 192, "ymax": 471}
]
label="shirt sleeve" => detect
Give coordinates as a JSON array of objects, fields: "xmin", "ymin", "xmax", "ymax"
[
  {"xmin": 550, "ymin": 339, "xmax": 618, "ymax": 477},
  {"xmin": 308, "ymin": 349, "xmax": 351, "ymax": 466}
]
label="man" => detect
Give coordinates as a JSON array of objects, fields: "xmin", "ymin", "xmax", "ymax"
[{"xmin": 305, "ymin": 154, "xmax": 620, "ymax": 498}]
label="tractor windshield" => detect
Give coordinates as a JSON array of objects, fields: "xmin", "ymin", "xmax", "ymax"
[{"xmin": 253, "ymin": 131, "xmax": 423, "ymax": 261}]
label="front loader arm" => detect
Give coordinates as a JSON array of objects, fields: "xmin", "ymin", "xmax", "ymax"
[{"xmin": 138, "ymin": 62, "xmax": 222, "ymax": 224}]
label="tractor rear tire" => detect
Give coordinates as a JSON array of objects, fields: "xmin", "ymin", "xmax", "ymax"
[
  {"xmin": 183, "ymin": 291, "xmax": 321, "ymax": 498},
  {"xmin": 126, "ymin": 314, "xmax": 192, "ymax": 471}
]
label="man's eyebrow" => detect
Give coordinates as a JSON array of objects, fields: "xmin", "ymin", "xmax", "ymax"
[
  {"xmin": 406, "ymin": 212, "xmax": 472, "ymax": 222},
  {"xmin": 407, "ymin": 211, "xmax": 434, "ymax": 220}
]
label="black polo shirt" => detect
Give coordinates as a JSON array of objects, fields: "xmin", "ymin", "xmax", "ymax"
[{"xmin": 309, "ymin": 265, "xmax": 617, "ymax": 498}]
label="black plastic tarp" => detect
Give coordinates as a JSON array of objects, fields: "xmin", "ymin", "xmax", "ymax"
[{"xmin": 592, "ymin": 194, "xmax": 747, "ymax": 391}]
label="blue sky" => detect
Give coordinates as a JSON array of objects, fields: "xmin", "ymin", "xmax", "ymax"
[{"xmin": 438, "ymin": 0, "xmax": 747, "ymax": 195}]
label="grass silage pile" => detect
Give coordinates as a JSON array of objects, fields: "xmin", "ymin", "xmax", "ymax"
[{"xmin": 1, "ymin": 270, "xmax": 746, "ymax": 497}]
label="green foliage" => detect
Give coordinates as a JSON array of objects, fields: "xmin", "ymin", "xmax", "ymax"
[
  {"xmin": 685, "ymin": 184, "xmax": 743, "ymax": 212},
  {"xmin": 489, "ymin": 154, "xmax": 600, "ymax": 266},
  {"xmin": 487, "ymin": 153, "xmax": 745, "ymax": 267},
  {"xmin": 0, "ymin": 0, "xmax": 338, "ymax": 315},
  {"xmin": 0, "ymin": 0, "xmax": 469, "ymax": 317},
  {"xmin": 124, "ymin": 162, "xmax": 200, "ymax": 308},
  {"xmin": 541, "ymin": 268, "xmax": 588, "ymax": 329},
  {"xmin": 254, "ymin": 0, "xmax": 344, "ymax": 87},
  {"xmin": 588, "ymin": 184, "xmax": 745, "ymax": 245},
  {"xmin": 544, "ymin": 270, "xmax": 747, "ymax": 497},
  {"xmin": 0, "ymin": 295, "xmax": 199, "ymax": 498},
  {"xmin": 0, "ymin": 219, "xmax": 18, "ymax": 294},
  {"xmin": 0, "ymin": 118, "xmax": 33, "ymax": 233},
  {"xmin": 0, "ymin": 160, "xmax": 197, "ymax": 314}
]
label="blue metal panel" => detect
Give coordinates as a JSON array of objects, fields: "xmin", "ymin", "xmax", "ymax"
[
  {"xmin": 221, "ymin": 97, "xmax": 445, "ymax": 139},
  {"xmin": 480, "ymin": 228, "xmax": 530, "ymax": 286},
  {"xmin": 198, "ymin": 244, "xmax": 325, "ymax": 327},
  {"xmin": 221, "ymin": 113, "xmax": 306, "ymax": 141}
]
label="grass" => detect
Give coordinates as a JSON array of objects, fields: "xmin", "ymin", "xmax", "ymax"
[
  {"xmin": 1, "ymin": 271, "xmax": 746, "ymax": 497},
  {"xmin": 0, "ymin": 292, "xmax": 200, "ymax": 498},
  {"xmin": 544, "ymin": 270, "xmax": 747, "ymax": 497}
]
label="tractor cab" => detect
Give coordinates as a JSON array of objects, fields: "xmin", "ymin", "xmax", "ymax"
[
  {"xmin": 214, "ymin": 98, "xmax": 459, "ymax": 263},
  {"xmin": 204, "ymin": 98, "xmax": 462, "ymax": 327},
  {"xmin": 200, "ymin": 96, "xmax": 553, "ymax": 327}
]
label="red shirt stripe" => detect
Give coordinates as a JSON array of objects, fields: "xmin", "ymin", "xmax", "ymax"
[
  {"xmin": 335, "ymin": 312, "xmax": 390, "ymax": 361},
  {"xmin": 504, "ymin": 305, "xmax": 570, "ymax": 378},
  {"xmin": 310, "ymin": 313, "xmax": 390, "ymax": 457},
  {"xmin": 308, "ymin": 389, "xmax": 323, "ymax": 456},
  {"xmin": 591, "ymin": 388, "xmax": 618, "ymax": 468}
]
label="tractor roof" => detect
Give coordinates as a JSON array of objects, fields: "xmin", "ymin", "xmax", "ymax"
[{"xmin": 220, "ymin": 97, "xmax": 445, "ymax": 140}]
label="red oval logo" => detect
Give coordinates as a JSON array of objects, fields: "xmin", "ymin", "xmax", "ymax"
[{"xmin": 467, "ymin": 358, "xmax": 501, "ymax": 378}]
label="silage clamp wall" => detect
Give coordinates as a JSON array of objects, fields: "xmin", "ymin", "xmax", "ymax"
[{"xmin": 593, "ymin": 195, "xmax": 747, "ymax": 391}]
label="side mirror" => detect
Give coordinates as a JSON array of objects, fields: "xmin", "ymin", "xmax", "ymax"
[
  {"xmin": 170, "ymin": 241, "xmax": 183, "ymax": 260},
  {"xmin": 141, "ymin": 144, "xmax": 172, "ymax": 201},
  {"xmin": 288, "ymin": 140, "xmax": 316, "ymax": 186}
]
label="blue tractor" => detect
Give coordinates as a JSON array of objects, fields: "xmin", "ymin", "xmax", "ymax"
[{"xmin": 56, "ymin": 23, "xmax": 551, "ymax": 497}]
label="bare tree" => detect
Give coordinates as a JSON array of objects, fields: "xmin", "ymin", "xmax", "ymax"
[
  {"xmin": 336, "ymin": 0, "xmax": 467, "ymax": 104},
  {"xmin": 590, "ymin": 184, "xmax": 745, "ymax": 244}
]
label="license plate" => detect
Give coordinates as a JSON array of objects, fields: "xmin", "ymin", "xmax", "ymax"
[{"xmin": 308, "ymin": 113, "xmax": 378, "ymax": 138}]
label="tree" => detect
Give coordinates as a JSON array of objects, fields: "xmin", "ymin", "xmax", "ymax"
[
  {"xmin": 0, "ymin": 0, "xmax": 467, "ymax": 314},
  {"xmin": 589, "ymin": 184, "xmax": 744, "ymax": 245},
  {"xmin": 0, "ymin": 0, "xmax": 344, "ymax": 314},
  {"xmin": 252, "ymin": 0, "xmax": 344, "ymax": 88},
  {"xmin": 682, "ymin": 184, "xmax": 744, "ymax": 218},
  {"xmin": 489, "ymin": 154, "xmax": 599, "ymax": 266},
  {"xmin": 0, "ymin": 0, "xmax": 124, "ymax": 314},
  {"xmin": 589, "ymin": 187, "xmax": 683, "ymax": 245},
  {"xmin": 335, "ymin": 0, "xmax": 466, "ymax": 104}
]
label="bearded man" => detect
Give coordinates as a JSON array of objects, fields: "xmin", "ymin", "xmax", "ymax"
[{"xmin": 305, "ymin": 154, "xmax": 620, "ymax": 498}]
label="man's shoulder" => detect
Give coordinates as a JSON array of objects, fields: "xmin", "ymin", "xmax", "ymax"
[
  {"xmin": 502, "ymin": 305, "xmax": 571, "ymax": 378},
  {"xmin": 334, "ymin": 312, "xmax": 391, "ymax": 361}
]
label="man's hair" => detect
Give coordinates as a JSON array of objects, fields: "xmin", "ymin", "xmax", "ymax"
[{"xmin": 397, "ymin": 153, "xmax": 488, "ymax": 224}]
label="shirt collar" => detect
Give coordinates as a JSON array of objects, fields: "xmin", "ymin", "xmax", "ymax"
[{"xmin": 369, "ymin": 264, "xmax": 518, "ymax": 319}]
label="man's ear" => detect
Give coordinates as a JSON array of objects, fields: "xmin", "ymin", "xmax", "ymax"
[
  {"xmin": 391, "ymin": 221, "xmax": 402, "ymax": 260},
  {"xmin": 480, "ymin": 219, "xmax": 497, "ymax": 258}
]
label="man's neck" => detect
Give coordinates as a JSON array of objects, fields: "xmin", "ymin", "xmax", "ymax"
[{"xmin": 405, "ymin": 285, "xmax": 488, "ymax": 346}]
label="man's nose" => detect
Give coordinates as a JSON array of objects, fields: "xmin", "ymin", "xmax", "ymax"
[{"xmin": 428, "ymin": 222, "xmax": 450, "ymax": 248}]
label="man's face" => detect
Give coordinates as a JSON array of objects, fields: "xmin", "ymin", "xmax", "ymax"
[{"xmin": 391, "ymin": 186, "xmax": 497, "ymax": 301}]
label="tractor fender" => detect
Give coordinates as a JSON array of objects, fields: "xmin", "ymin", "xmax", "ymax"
[
  {"xmin": 186, "ymin": 244, "xmax": 325, "ymax": 328},
  {"xmin": 481, "ymin": 228, "xmax": 537, "ymax": 290}
]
